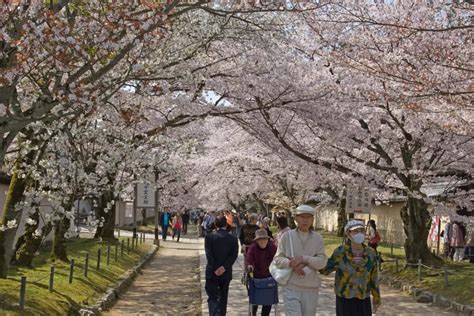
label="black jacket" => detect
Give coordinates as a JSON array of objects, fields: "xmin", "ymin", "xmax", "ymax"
[
  {"xmin": 205, "ymin": 228, "xmax": 238, "ymax": 280},
  {"xmin": 182, "ymin": 213, "xmax": 190, "ymax": 224}
]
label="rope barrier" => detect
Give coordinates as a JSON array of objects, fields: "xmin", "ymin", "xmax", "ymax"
[
  {"xmin": 382, "ymin": 256, "xmax": 455, "ymax": 288},
  {"xmin": 405, "ymin": 262, "xmax": 453, "ymax": 273},
  {"xmin": 28, "ymin": 273, "xmax": 50, "ymax": 284}
]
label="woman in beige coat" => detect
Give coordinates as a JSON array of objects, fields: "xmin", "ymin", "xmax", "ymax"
[{"xmin": 272, "ymin": 205, "xmax": 327, "ymax": 316}]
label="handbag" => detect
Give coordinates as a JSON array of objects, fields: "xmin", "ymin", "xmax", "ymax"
[{"xmin": 269, "ymin": 230, "xmax": 294, "ymax": 286}]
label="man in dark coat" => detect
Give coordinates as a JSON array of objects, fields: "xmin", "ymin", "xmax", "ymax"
[
  {"xmin": 182, "ymin": 210, "xmax": 190, "ymax": 235},
  {"xmin": 205, "ymin": 215, "xmax": 239, "ymax": 315}
]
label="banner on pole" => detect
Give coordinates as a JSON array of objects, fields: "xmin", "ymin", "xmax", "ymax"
[{"xmin": 345, "ymin": 186, "xmax": 371, "ymax": 214}]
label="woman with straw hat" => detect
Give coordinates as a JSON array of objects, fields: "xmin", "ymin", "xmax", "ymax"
[{"xmin": 246, "ymin": 228, "xmax": 278, "ymax": 315}]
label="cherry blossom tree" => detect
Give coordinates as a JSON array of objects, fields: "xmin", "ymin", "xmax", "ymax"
[
  {"xmin": 0, "ymin": 0, "xmax": 310, "ymax": 276},
  {"xmin": 222, "ymin": 1, "xmax": 473, "ymax": 265},
  {"xmin": 1, "ymin": 0, "xmax": 471, "ymax": 274},
  {"xmin": 183, "ymin": 118, "xmax": 324, "ymax": 211}
]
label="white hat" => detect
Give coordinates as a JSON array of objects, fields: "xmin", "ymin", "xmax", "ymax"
[
  {"xmin": 293, "ymin": 204, "xmax": 315, "ymax": 215},
  {"xmin": 231, "ymin": 209, "xmax": 237, "ymax": 214},
  {"xmin": 345, "ymin": 220, "xmax": 365, "ymax": 231}
]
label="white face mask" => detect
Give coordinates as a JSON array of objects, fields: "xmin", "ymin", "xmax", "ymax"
[{"xmin": 351, "ymin": 233, "xmax": 365, "ymax": 244}]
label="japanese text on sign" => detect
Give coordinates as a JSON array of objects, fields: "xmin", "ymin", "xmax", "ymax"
[
  {"xmin": 345, "ymin": 186, "xmax": 371, "ymax": 214},
  {"xmin": 136, "ymin": 182, "xmax": 155, "ymax": 208}
]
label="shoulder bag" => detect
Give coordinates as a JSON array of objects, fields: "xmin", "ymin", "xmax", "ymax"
[{"xmin": 269, "ymin": 230, "xmax": 294, "ymax": 286}]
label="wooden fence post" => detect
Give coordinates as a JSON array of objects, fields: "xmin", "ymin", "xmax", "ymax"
[
  {"xmin": 69, "ymin": 259, "xmax": 74, "ymax": 284},
  {"xmin": 107, "ymin": 245, "xmax": 111, "ymax": 266},
  {"xmin": 84, "ymin": 253, "xmax": 89, "ymax": 277},
  {"xmin": 19, "ymin": 276, "xmax": 26, "ymax": 309},
  {"xmin": 49, "ymin": 266, "xmax": 55, "ymax": 292},
  {"xmin": 97, "ymin": 248, "xmax": 101, "ymax": 270},
  {"xmin": 417, "ymin": 259, "xmax": 422, "ymax": 281}
]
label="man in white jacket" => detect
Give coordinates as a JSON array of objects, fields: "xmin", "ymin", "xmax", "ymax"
[{"xmin": 273, "ymin": 204, "xmax": 327, "ymax": 315}]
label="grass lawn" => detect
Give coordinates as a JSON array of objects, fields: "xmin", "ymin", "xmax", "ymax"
[
  {"xmin": 0, "ymin": 237, "xmax": 152, "ymax": 315},
  {"xmin": 319, "ymin": 230, "xmax": 474, "ymax": 306}
]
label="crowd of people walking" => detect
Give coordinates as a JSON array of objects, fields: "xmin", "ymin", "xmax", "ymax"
[
  {"xmin": 157, "ymin": 204, "xmax": 472, "ymax": 315},
  {"xmin": 159, "ymin": 207, "xmax": 190, "ymax": 242},
  {"xmin": 201, "ymin": 204, "xmax": 381, "ymax": 316}
]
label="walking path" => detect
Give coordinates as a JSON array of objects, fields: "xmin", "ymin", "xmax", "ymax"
[
  {"xmin": 105, "ymin": 234, "xmax": 202, "ymax": 315},
  {"xmin": 106, "ymin": 227, "xmax": 458, "ymax": 315}
]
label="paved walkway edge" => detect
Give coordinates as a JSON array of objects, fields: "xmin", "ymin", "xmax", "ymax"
[
  {"xmin": 199, "ymin": 249, "xmax": 209, "ymax": 315},
  {"xmin": 79, "ymin": 244, "xmax": 159, "ymax": 316},
  {"xmin": 382, "ymin": 275, "xmax": 474, "ymax": 316}
]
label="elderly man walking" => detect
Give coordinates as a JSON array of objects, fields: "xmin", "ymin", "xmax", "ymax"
[
  {"xmin": 272, "ymin": 204, "xmax": 327, "ymax": 316},
  {"xmin": 205, "ymin": 215, "xmax": 239, "ymax": 315}
]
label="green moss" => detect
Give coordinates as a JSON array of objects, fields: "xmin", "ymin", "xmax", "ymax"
[{"xmin": 0, "ymin": 237, "xmax": 152, "ymax": 315}]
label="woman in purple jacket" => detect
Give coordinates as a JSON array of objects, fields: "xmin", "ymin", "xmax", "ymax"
[{"xmin": 246, "ymin": 229, "xmax": 278, "ymax": 316}]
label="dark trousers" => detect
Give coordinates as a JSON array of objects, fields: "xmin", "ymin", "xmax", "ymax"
[
  {"xmin": 205, "ymin": 278, "xmax": 231, "ymax": 316},
  {"xmin": 183, "ymin": 223, "xmax": 188, "ymax": 234},
  {"xmin": 252, "ymin": 304, "xmax": 271, "ymax": 316},
  {"xmin": 161, "ymin": 226, "xmax": 168, "ymax": 240},
  {"xmin": 172, "ymin": 228, "xmax": 181, "ymax": 242},
  {"xmin": 336, "ymin": 296, "xmax": 372, "ymax": 316},
  {"xmin": 466, "ymin": 246, "xmax": 474, "ymax": 263}
]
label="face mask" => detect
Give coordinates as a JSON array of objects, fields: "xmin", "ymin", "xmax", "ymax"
[{"xmin": 351, "ymin": 233, "xmax": 365, "ymax": 244}]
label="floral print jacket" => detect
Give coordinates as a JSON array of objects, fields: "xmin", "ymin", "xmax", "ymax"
[{"xmin": 320, "ymin": 244, "xmax": 381, "ymax": 305}]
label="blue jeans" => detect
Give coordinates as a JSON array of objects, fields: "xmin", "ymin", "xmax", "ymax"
[
  {"xmin": 205, "ymin": 278, "xmax": 231, "ymax": 316},
  {"xmin": 466, "ymin": 246, "xmax": 474, "ymax": 263},
  {"xmin": 161, "ymin": 226, "xmax": 168, "ymax": 240}
]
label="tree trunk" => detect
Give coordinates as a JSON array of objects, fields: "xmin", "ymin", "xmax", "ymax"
[
  {"xmin": 141, "ymin": 208, "xmax": 147, "ymax": 226},
  {"xmin": 336, "ymin": 198, "xmax": 347, "ymax": 237},
  {"xmin": 15, "ymin": 220, "xmax": 52, "ymax": 268},
  {"xmin": 93, "ymin": 190, "xmax": 116, "ymax": 241},
  {"xmin": 401, "ymin": 197, "xmax": 442, "ymax": 266},
  {"xmin": 11, "ymin": 209, "xmax": 39, "ymax": 267},
  {"xmin": 0, "ymin": 228, "xmax": 17, "ymax": 278},
  {"xmin": 51, "ymin": 216, "xmax": 70, "ymax": 262},
  {"xmin": 0, "ymin": 168, "xmax": 28, "ymax": 278}
]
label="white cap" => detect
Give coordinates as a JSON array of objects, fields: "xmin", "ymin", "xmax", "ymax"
[
  {"xmin": 345, "ymin": 220, "xmax": 365, "ymax": 231},
  {"xmin": 293, "ymin": 204, "xmax": 315, "ymax": 215}
]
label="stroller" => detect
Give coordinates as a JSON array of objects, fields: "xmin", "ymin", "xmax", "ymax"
[{"xmin": 244, "ymin": 269, "xmax": 279, "ymax": 315}]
